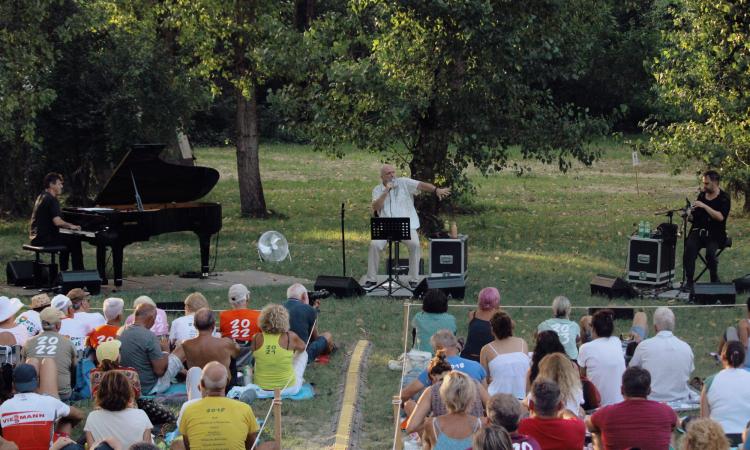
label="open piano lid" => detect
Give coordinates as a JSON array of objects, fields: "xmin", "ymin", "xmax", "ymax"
[{"xmin": 95, "ymin": 143, "xmax": 220, "ymax": 205}]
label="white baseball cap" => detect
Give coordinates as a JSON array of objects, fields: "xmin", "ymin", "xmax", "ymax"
[
  {"xmin": 51, "ymin": 294, "xmax": 72, "ymax": 312},
  {"xmin": 228, "ymin": 284, "xmax": 250, "ymax": 304}
]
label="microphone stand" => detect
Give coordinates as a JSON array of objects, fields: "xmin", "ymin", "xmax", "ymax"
[{"xmin": 341, "ymin": 203, "xmax": 346, "ymax": 277}]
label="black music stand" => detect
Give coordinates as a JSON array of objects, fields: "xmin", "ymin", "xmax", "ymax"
[{"xmin": 370, "ymin": 217, "xmax": 412, "ymax": 296}]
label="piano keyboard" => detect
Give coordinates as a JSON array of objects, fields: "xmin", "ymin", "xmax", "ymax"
[{"xmin": 60, "ymin": 228, "xmax": 96, "ymax": 238}]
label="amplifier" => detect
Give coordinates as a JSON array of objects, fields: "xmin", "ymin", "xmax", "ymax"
[
  {"xmin": 626, "ymin": 236, "xmax": 675, "ymax": 286},
  {"xmin": 429, "ymin": 235, "xmax": 468, "ymax": 277},
  {"xmin": 692, "ymin": 283, "xmax": 736, "ymax": 305}
]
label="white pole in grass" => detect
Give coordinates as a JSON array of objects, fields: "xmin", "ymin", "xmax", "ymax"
[{"xmin": 632, "ymin": 150, "xmax": 641, "ymax": 195}]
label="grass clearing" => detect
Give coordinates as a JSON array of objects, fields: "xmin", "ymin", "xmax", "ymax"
[{"xmin": 1, "ymin": 141, "xmax": 748, "ymax": 448}]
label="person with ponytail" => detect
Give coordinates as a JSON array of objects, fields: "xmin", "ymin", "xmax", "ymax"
[{"xmin": 701, "ymin": 340, "xmax": 750, "ymax": 445}]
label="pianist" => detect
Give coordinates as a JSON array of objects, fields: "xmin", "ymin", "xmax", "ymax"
[{"xmin": 29, "ymin": 172, "xmax": 84, "ymax": 271}]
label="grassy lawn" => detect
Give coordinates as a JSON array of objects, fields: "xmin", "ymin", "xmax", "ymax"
[{"xmin": 1, "ymin": 140, "xmax": 749, "ymax": 448}]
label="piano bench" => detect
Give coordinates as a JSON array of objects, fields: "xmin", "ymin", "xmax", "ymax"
[{"xmin": 22, "ymin": 244, "xmax": 67, "ymax": 288}]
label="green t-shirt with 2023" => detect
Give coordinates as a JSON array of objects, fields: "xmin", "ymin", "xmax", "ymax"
[{"xmin": 537, "ymin": 318, "xmax": 581, "ymax": 359}]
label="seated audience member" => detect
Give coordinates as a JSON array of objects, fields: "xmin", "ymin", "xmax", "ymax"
[
  {"xmin": 460, "ymin": 287, "xmax": 501, "ymax": 362},
  {"xmin": 400, "ymin": 329, "xmax": 486, "ymax": 402},
  {"xmin": 518, "ymin": 379, "xmax": 586, "ymax": 450},
  {"xmin": 701, "ymin": 340, "xmax": 750, "ymax": 445},
  {"xmin": 119, "ymin": 304, "xmax": 169, "ymax": 395},
  {"xmin": 405, "ymin": 351, "xmax": 487, "ymax": 434},
  {"xmin": 480, "ymin": 311, "xmax": 529, "ymax": 399},
  {"xmin": 537, "ymin": 353, "xmax": 584, "ymax": 417},
  {"xmin": 68, "ymin": 288, "xmax": 106, "ymax": 329},
  {"xmin": 220, "ymin": 284, "xmax": 261, "ymax": 343},
  {"xmin": 169, "ymin": 292, "xmax": 209, "ymax": 348},
  {"xmin": 412, "ymin": 289, "xmax": 457, "ymax": 354},
  {"xmin": 0, "ymin": 296, "xmax": 30, "ymax": 346},
  {"xmin": 90, "ymin": 340, "xmax": 141, "ymax": 399},
  {"xmin": 472, "ymin": 425, "xmax": 513, "ymax": 450},
  {"xmin": 0, "ymin": 363, "xmax": 84, "ymax": 449},
  {"xmin": 587, "ymin": 366, "xmax": 677, "ymax": 450},
  {"xmin": 51, "ymin": 294, "xmax": 91, "ymax": 354},
  {"xmin": 179, "ymin": 362, "xmax": 262, "ymax": 449},
  {"xmin": 577, "ymin": 309, "xmax": 625, "ymax": 406},
  {"xmin": 84, "ymin": 371, "xmax": 153, "ymax": 448},
  {"xmin": 88, "ymin": 297, "xmax": 125, "ymax": 350},
  {"xmin": 182, "ymin": 308, "xmax": 240, "ymax": 385},
  {"xmin": 682, "ymin": 418, "xmax": 730, "ymax": 450},
  {"xmin": 283, "ymin": 283, "xmax": 334, "ymax": 362},
  {"xmin": 486, "ymin": 394, "xmax": 541, "ymax": 450},
  {"xmin": 527, "ymin": 330, "xmax": 566, "ymax": 391},
  {"xmin": 252, "ymin": 303, "xmax": 308, "ymax": 395},
  {"xmin": 422, "ymin": 371, "xmax": 482, "ymax": 450},
  {"xmin": 21, "ymin": 307, "xmax": 76, "ymax": 400},
  {"xmin": 629, "ymin": 306, "xmax": 694, "ymax": 403},
  {"xmin": 15, "ymin": 293, "xmax": 51, "ymax": 337},
  {"xmin": 719, "ymin": 296, "xmax": 750, "ymax": 368},
  {"xmin": 537, "ymin": 295, "xmax": 580, "ymax": 360},
  {"xmin": 124, "ymin": 296, "xmax": 170, "ymax": 349}
]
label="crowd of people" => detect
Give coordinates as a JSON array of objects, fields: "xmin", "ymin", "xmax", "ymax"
[
  {"xmin": 0, "ymin": 281, "xmax": 335, "ymax": 449},
  {"xmin": 401, "ymin": 288, "xmax": 750, "ymax": 450}
]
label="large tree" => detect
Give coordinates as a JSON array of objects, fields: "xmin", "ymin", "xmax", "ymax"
[
  {"xmin": 647, "ymin": 0, "xmax": 750, "ymax": 211},
  {"xmin": 274, "ymin": 0, "xmax": 608, "ymax": 231},
  {"xmin": 170, "ymin": 0, "xmax": 302, "ymax": 217}
]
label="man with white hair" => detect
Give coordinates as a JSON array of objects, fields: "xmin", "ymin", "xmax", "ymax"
[
  {"xmin": 365, "ymin": 164, "xmax": 451, "ymax": 289},
  {"xmin": 537, "ymin": 295, "xmax": 581, "ymax": 360},
  {"xmin": 283, "ymin": 283, "xmax": 334, "ymax": 363},
  {"xmin": 87, "ymin": 297, "xmax": 124, "ymax": 350},
  {"xmin": 628, "ymin": 307, "xmax": 694, "ymax": 403}
]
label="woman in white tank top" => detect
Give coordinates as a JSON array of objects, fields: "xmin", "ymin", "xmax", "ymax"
[{"xmin": 479, "ymin": 311, "xmax": 529, "ymax": 399}]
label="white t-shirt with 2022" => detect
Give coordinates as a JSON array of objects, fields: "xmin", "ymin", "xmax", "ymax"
[{"xmin": 577, "ymin": 336, "xmax": 626, "ymax": 406}]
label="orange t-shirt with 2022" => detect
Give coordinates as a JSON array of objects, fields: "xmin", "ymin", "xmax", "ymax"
[{"xmin": 219, "ymin": 309, "xmax": 261, "ymax": 342}]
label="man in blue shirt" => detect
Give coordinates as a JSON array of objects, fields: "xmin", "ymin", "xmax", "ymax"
[
  {"xmin": 400, "ymin": 329, "xmax": 486, "ymax": 403},
  {"xmin": 282, "ymin": 283, "xmax": 334, "ymax": 363}
]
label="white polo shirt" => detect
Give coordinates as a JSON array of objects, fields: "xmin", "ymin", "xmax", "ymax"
[
  {"xmin": 372, "ymin": 177, "xmax": 421, "ymax": 230},
  {"xmin": 578, "ymin": 336, "xmax": 626, "ymax": 406},
  {"xmin": 629, "ymin": 330, "xmax": 694, "ymax": 403}
]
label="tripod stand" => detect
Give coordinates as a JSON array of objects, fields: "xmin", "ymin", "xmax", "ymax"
[{"xmin": 370, "ymin": 217, "xmax": 413, "ymax": 296}]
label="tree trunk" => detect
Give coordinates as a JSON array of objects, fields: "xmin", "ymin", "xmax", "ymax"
[
  {"xmin": 410, "ymin": 111, "xmax": 449, "ymax": 235},
  {"xmin": 235, "ymin": 86, "xmax": 267, "ymax": 217},
  {"xmin": 744, "ymin": 186, "xmax": 750, "ymax": 213}
]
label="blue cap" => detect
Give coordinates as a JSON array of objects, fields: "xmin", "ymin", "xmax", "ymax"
[{"xmin": 13, "ymin": 364, "xmax": 38, "ymax": 393}]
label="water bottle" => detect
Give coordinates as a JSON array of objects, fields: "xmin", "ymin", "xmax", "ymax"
[
  {"xmin": 638, "ymin": 221, "xmax": 644, "ymax": 237},
  {"xmin": 645, "ymin": 221, "xmax": 651, "ymax": 238}
]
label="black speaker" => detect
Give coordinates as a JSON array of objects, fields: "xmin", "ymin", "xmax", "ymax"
[
  {"xmin": 6, "ymin": 261, "xmax": 35, "ymax": 286},
  {"xmin": 590, "ymin": 274, "xmax": 634, "ymax": 299},
  {"xmin": 412, "ymin": 276, "xmax": 466, "ymax": 299},
  {"xmin": 734, "ymin": 274, "xmax": 750, "ymax": 294},
  {"xmin": 692, "ymin": 283, "xmax": 736, "ymax": 305},
  {"xmin": 56, "ymin": 270, "xmax": 102, "ymax": 295},
  {"xmin": 313, "ymin": 276, "xmax": 364, "ymax": 298}
]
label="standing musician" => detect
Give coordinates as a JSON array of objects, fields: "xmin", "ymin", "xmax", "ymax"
[
  {"xmin": 29, "ymin": 172, "xmax": 84, "ymax": 271},
  {"xmin": 365, "ymin": 164, "xmax": 450, "ymax": 289},
  {"xmin": 683, "ymin": 170, "xmax": 730, "ymax": 288}
]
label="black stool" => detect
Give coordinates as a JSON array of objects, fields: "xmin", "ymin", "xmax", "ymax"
[
  {"xmin": 695, "ymin": 236, "xmax": 732, "ymax": 282},
  {"xmin": 22, "ymin": 244, "xmax": 67, "ymax": 288}
]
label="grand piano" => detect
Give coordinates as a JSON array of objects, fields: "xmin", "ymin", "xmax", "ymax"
[{"xmin": 61, "ymin": 144, "xmax": 222, "ymax": 286}]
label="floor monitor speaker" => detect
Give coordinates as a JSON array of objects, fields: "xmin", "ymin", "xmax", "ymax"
[
  {"xmin": 56, "ymin": 270, "xmax": 102, "ymax": 296},
  {"xmin": 314, "ymin": 276, "xmax": 365, "ymax": 298},
  {"xmin": 413, "ymin": 276, "xmax": 466, "ymax": 299},
  {"xmin": 692, "ymin": 283, "xmax": 736, "ymax": 305},
  {"xmin": 590, "ymin": 274, "xmax": 633, "ymax": 299},
  {"xmin": 6, "ymin": 261, "xmax": 35, "ymax": 286}
]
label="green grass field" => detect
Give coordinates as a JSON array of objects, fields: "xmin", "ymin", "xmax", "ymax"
[{"xmin": 1, "ymin": 141, "xmax": 748, "ymax": 448}]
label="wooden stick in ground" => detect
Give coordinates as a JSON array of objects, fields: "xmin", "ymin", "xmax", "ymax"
[
  {"xmin": 392, "ymin": 395, "xmax": 403, "ymax": 450},
  {"xmin": 402, "ymin": 301, "xmax": 409, "ymax": 352},
  {"xmin": 274, "ymin": 389, "xmax": 282, "ymax": 448}
]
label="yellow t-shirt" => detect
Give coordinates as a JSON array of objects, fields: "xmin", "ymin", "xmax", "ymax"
[
  {"xmin": 179, "ymin": 396, "xmax": 259, "ymax": 450},
  {"xmin": 253, "ymin": 332, "xmax": 295, "ymax": 390}
]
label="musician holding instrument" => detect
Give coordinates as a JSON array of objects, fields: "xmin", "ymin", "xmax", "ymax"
[
  {"xmin": 364, "ymin": 164, "xmax": 450, "ymax": 289},
  {"xmin": 683, "ymin": 170, "xmax": 730, "ymax": 288},
  {"xmin": 29, "ymin": 172, "xmax": 84, "ymax": 270}
]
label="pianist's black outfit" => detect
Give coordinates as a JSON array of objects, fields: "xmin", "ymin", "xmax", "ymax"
[
  {"xmin": 29, "ymin": 191, "xmax": 84, "ymax": 271},
  {"xmin": 683, "ymin": 189, "xmax": 731, "ymax": 285}
]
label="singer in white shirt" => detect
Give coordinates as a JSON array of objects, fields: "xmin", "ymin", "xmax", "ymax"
[{"xmin": 365, "ymin": 164, "xmax": 450, "ymax": 288}]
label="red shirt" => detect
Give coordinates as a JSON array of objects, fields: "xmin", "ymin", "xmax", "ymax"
[
  {"xmin": 219, "ymin": 309, "xmax": 261, "ymax": 342},
  {"xmin": 590, "ymin": 398, "xmax": 677, "ymax": 450},
  {"xmin": 518, "ymin": 416, "xmax": 586, "ymax": 450},
  {"xmin": 87, "ymin": 324, "xmax": 119, "ymax": 349}
]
